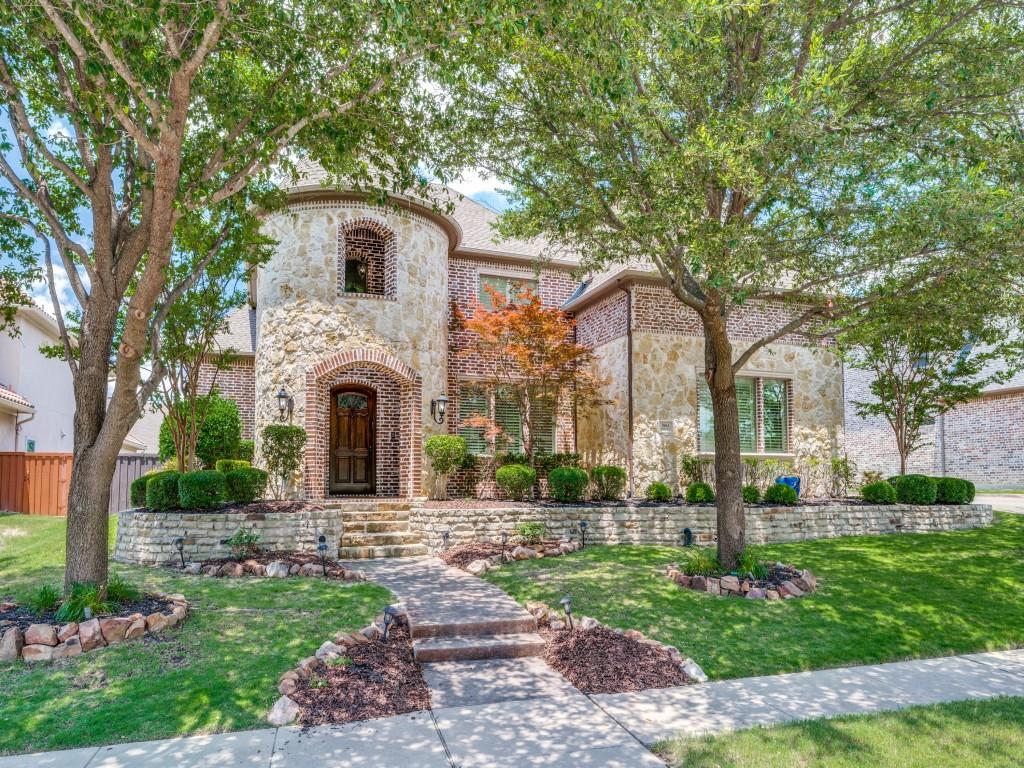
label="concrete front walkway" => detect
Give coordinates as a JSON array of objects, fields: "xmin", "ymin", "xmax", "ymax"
[
  {"xmin": 4, "ymin": 649, "xmax": 1023, "ymax": 767},
  {"xmin": 976, "ymin": 493, "xmax": 1024, "ymax": 514}
]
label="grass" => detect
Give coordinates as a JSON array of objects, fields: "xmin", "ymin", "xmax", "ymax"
[
  {"xmin": 656, "ymin": 697, "xmax": 1024, "ymax": 768},
  {"xmin": 0, "ymin": 514, "xmax": 390, "ymax": 756},
  {"xmin": 484, "ymin": 513, "xmax": 1024, "ymax": 680}
]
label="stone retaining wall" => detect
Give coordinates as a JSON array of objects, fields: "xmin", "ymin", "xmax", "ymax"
[
  {"xmin": 410, "ymin": 503, "xmax": 993, "ymax": 552},
  {"xmin": 114, "ymin": 507, "xmax": 344, "ymax": 566}
]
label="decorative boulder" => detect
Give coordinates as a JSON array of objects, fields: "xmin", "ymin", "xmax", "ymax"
[
  {"xmin": 183, "ymin": 562, "xmax": 202, "ymax": 575},
  {"xmin": 267, "ymin": 695, "xmax": 300, "ymax": 726},
  {"xmin": 0, "ymin": 627, "xmax": 24, "ymax": 661},
  {"xmin": 78, "ymin": 618, "xmax": 106, "ymax": 651},
  {"xmin": 22, "ymin": 644, "xmax": 55, "ymax": 662},
  {"xmin": 24, "ymin": 624, "xmax": 57, "ymax": 647},
  {"xmin": 511, "ymin": 546, "xmax": 538, "ymax": 560},
  {"xmin": 681, "ymin": 658, "xmax": 709, "ymax": 683},
  {"xmin": 52, "ymin": 637, "xmax": 83, "ymax": 659},
  {"xmin": 218, "ymin": 562, "xmax": 244, "ymax": 578},
  {"xmin": 145, "ymin": 612, "xmax": 171, "ymax": 633},
  {"xmin": 266, "ymin": 561, "xmax": 290, "ymax": 579},
  {"xmin": 720, "ymin": 575, "xmax": 741, "ymax": 593},
  {"xmin": 466, "ymin": 559, "xmax": 490, "ymax": 576},
  {"xmin": 316, "ymin": 641, "xmax": 345, "ymax": 661},
  {"xmin": 125, "ymin": 618, "xmax": 147, "ymax": 640},
  {"xmin": 57, "ymin": 623, "xmax": 79, "ymax": 642},
  {"xmin": 100, "ymin": 617, "xmax": 132, "ymax": 645},
  {"xmin": 579, "ymin": 616, "xmax": 601, "ymax": 630}
]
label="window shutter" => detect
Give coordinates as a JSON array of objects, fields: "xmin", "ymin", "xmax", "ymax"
[
  {"xmin": 698, "ymin": 379, "xmax": 715, "ymax": 451},
  {"xmin": 457, "ymin": 385, "xmax": 488, "ymax": 455},
  {"xmin": 494, "ymin": 388, "xmax": 523, "ymax": 453},
  {"xmin": 529, "ymin": 394, "xmax": 556, "ymax": 455},
  {"xmin": 762, "ymin": 379, "xmax": 789, "ymax": 452},
  {"xmin": 699, "ymin": 377, "xmax": 756, "ymax": 452}
]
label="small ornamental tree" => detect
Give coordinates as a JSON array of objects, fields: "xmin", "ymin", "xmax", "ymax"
[
  {"xmin": 457, "ymin": 286, "xmax": 607, "ymax": 463},
  {"xmin": 159, "ymin": 394, "xmax": 242, "ymax": 470},
  {"xmin": 424, "ymin": 434, "xmax": 467, "ymax": 500},
  {"xmin": 261, "ymin": 424, "xmax": 307, "ymax": 500}
]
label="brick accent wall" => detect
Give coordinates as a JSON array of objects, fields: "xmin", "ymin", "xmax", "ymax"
[
  {"xmin": 337, "ymin": 218, "xmax": 397, "ymax": 299},
  {"xmin": 576, "ymin": 290, "xmax": 629, "ymax": 348},
  {"xmin": 198, "ymin": 357, "xmax": 256, "ymax": 439}
]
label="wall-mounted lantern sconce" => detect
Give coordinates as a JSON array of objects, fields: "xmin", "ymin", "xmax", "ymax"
[
  {"xmin": 430, "ymin": 394, "xmax": 448, "ymax": 424},
  {"xmin": 277, "ymin": 386, "xmax": 294, "ymax": 422}
]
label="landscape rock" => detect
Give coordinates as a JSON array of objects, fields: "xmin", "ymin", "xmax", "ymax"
[
  {"xmin": 24, "ymin": 624, "xmax": 57, "ymax": 646},
  {"xmin": 100, "ymin": 618, "xmax": 132, "ymax": 644},
  {"xmin": 466, "ymin": 559, "xmax": 490, "ymax": 576},
  {"xmin": 297, "ymin": 656, "xmax": 322, "ymax": 675},
  {"xmin": 52, "ymin": 637, "xmax": 83, "ymax": 659},
  {"xmin": 525, "ymin": 601, "xmax": 549, "ymax": 620},
  {"xmin": 183, "ymin": 562, "xmax": 202, "ymax": 575},
  {"xmin": 57, "ymin": 623, "xmax": 79, "ymax": 642},
  {"xmin": 681, "ymin": 658, "xmax": 708, "ymax": 683},
  {"xmin": 746, "ymin": 588, "xmax": 767, "ymax": 599},
  {"xmin": 125, "ymin": 618, "xmax": 147, "ymax": 640},
  {"xmin": 316, "ymin": 641, "xmax": 345, "ymax": 660},
  {"xmin": 218, "ymin": 562, "xmax": 244, "ymax": 578},
  {"xmin": 289, "ymin": 564, "xmax": 301, "ymax": 575},
  {"xmin": 0, "ymin": 627, "xmax": 24, "ymax": 660},
  {"xmin": 266, "ymin": 561, "xmax": 290, "ymax": 578},
  {"xmin": 623, "ymin": 629, "xmax": 645, "ymax": 641},
  {"xmin": 278, "ymin": 676, "xmax": 298, "ymax": 696},
  {"xmin": 673, "ymin": 572, "xmax": 692, "ymax": 588},
  {"xmin": 267, "ymin": 695, "xmax": 300, "ymax": 726},
  {"xmin": 690, "ymin": 575, "xmax": 707, "ymax": 591},
  {"xmin": 78, "ymin": 619, "xmax": 106, "ymax": 651},
  {"xmin": 299, "ymin": 562, "xmax": 322, "ymax": 577},
  {"xmin": 145, "ymin": 612, "xmax": 170, "ymax": 633},
  {"xmin": 765, "ymin": 589, "xmax": 781, "ymax": 600},
  {"xmin": 548, "ymin": 619, "xmax": 566, "ymax": 631},
  {"xmin": 720, "ymin": 575, "xmax": 741, "ymax": 593},
  {"xmin": 779, "ymin": 580, "xmax": 805, "ymax": 598},
  {"xmin": 22, "ymin": 644, "xmax": 55, "ymax": 662},
  {"xmin": 580, "ymin": 616, "xmax": 601, "ymax": 630},
  {"xmin": 706, "ymin": 577, "xmax": 722, "ymax": 596},
  {"xmin": 202, "ymin": 564, "xmax": 220, "ymax": 576},
  {"xmin": 511, "ymin": 545, "xmax": 538, "ymax": 560}
]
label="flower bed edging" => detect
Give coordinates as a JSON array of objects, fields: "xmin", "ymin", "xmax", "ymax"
[
  {"xmin": 0, "ymin": 593, "xmax": 189, "ymax": 663},
  {"xmin": 664, "ymin": 564, "xmax": 818, "ymax": 599},
  {"xmin": 182, "ymin": 555, "xmax": 364, "ymax": 581},
  {"xmin": 446, "ymin": 538, "xmax": 583, "ymax": 576}
]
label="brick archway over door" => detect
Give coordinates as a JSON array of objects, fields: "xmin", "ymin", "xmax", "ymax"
[{"xmin": 304, "ymin": 350, "xmax": 422, "ymax": 499}]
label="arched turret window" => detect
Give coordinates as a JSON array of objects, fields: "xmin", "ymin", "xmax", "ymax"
[{"xmin": 338, "ymin": 220, "xmax": 396, "ymax": 298}]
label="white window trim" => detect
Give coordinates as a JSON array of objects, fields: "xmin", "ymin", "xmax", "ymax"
[{"xmin": 695, "ymin": 369, "xmax": 793, "ymax": 455}]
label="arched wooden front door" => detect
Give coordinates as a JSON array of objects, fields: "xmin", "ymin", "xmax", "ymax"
[{"xmin": 329, "ymin": 387, "xmax": 375, "ymax": 494}]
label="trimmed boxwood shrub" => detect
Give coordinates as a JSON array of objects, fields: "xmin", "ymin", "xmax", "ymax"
[
  {"xmin": 862, "ymin": 480, "xmax": 897, "ymax": 504},
  {"xmin": 145, "ymin": 470, "xmax": 181, "ymax": 511},
  {"xmin": 934, "ymin": 476, "xmax": 975, "ymax": 504},
  {"xmin": 130, "ymin": 473, "xmax": 152, "ymax": 507},
  {"xmin": 646, "ymin": 481, "xmax": 673, "ymax": 502},
  {"xmin": 226, "ymin": 468, "xmax": 269, "ymax": 503},
  {"xmin": 178, "ymin": 470, "xmax": 227, "ymax": 509},
  {"xmin": 764, "ymin": 482, "xmax": 798, "ymax": 506},
  {"xmin": 549, "ymin": 466, "xmax": 589, "ymax": 503},
  {"xmin": 742, "ymin": 484, "xmax": 761, "ymax": 504},
  {"xmin": 894, "ymin": 474, "xmax": 938, "ymax": 505},
  {"xmin": 685, "ymin": 481, "xmax": 715, "ymax": 504},
  {"xmin": 495, "ymin": 464, "xmax": 536, "ymax": 501},
  {"xmin": 590, "ymin": 465, "xmax": 627, "ymax": 500},
  {"xmin": 215, "ymin": 459, "xmax": 251, "ymax": 473},
  {"xmin": 237, "ymin": 439, "xmax": 255, "ymax": 463}
]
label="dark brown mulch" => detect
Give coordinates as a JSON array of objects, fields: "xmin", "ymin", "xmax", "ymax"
[
  {"xmin": 136, "ymin": 500, "xmax": 323, "ymax": 515},
  {"xmin": 199, "ymin": 550, "xmax": 330, "ymax": 568},
  {"xmin": 289, "ymin": 624, "xmax": 430, "ymax": 726},
  {"xmin": 438, "ymin": 542, "xmax": 504, "ymax": 568},
  {"xmin": 748, "ymin": 563, "xmax": 804, "ymax": 590},
  {"xmin": 540, "ymin": 623, "xmax": 690, "ymax": 695},
  {"xmin": 0, "ymin": 595, "xmax": 176, "ymax": 634},
  {"xmin": 423, "ymin": 497, "xmax": 868, "ymax": 509}
]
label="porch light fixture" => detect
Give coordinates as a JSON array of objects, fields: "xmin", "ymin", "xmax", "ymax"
[
  {"xmin": 578, "ymin": 520, "xmax": 588, "ymax": 549},
  {"xmin": 173, "ymin": 535, "xmax": 186, "ymax": 569},
  {"xmin": 559, "ymin": 595, "xmax": 574, "ymax": 631},
  {"xmin": 317, "ymin": 534, "xmax": 328, "ymax": 576},
  {"xmin": 682, "ymin": 527, "xmax": 694, "ymax": 547},
  {"xmin": 430, "ymin": 394, "xmax": 448, "ymax": 424},
  {"xmin": 276, "ymin": 386, "xmax": 294, "ymax": 421},
  {"xmin": 382, "ymin": 605, "xmax": 400, "ymax": 644}
]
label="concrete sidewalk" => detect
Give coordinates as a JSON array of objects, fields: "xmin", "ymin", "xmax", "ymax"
[
  {"xmin": 976, "ymin": 494, "xmax": 1024, "ymax": 515},
  {"xmin": 4, "ymin": 648, "xmax": 1023, "ymax": 767}
]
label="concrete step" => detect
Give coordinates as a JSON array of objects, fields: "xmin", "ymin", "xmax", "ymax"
[
  {"xmin": 410, "ymin": 612, "xmax": 538, "ymax": 640},
  {"xmin": 342, "ymin": 520, "xmax": 411, "ymax": 534},
  {"xmin": 339, "ymin": 509, "xmax": 411, "ymax": 522},
  {"xmin": 338, "ymin": 543, "xmax": 429, "ymax": 559},
  {"xmin": 342, "ymin": 532, "xmax": 422, "ymax": 547},
  {"xmin": 413, "ymin": 632, "xmax": 546, "ymax": 663}
]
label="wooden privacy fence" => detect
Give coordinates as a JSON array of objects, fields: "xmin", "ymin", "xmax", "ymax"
[{"xmin": 0, "ymin": 452, "xmax": 160, "ymax": 516}]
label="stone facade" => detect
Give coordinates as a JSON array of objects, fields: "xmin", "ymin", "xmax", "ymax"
[
  {"xmin": 845, "ymin": 365, "xmax": 1024, "ymax": 487},
  {"xmin": 411, "ymin": 502, "xmax": 992, "ymax": 552},
  {"xmin": 114, "ymin": 507, "xmax": 345, "ymax": 565}
]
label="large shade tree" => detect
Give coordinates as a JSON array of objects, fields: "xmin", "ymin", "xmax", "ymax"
[
  {"xmin": 455, "ymin": 0, "xmax": 1024, "ymax": 567},
  {"xmin": 0, "ymin": 0, "xmax": 517, "ymax": 589}
]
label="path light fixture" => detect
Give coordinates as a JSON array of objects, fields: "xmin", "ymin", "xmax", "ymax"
[
  {"xmin": 317, "ymin": 534, "xmax": 329, "ymax": 576},
  {"xmin": 578, "ymin": 520, "xmax": 588, "ymax": 549},
  {"xmin": 173, "ymin": 535, "xmax": 186, "ymax": 569},
  {"xmin": 442, "ymin": 527, "xmax": 452, "ymax": 550},
  {"xmin": 559, "ymin": 595, "xmax": 574, "ymax": 631},
  {"xmin": 276, "ymin": 386, "xmax": 294, "ymax": 422},
  {"xmin": 430, "ymin": 394, "xmax": 448, "ymax": 424},
  {"xmin": 682, "ymin": 528, "xmax": 694, "ymax": 547},
  {"xmin": 500, "ymin": 531, "xmax": 509, "ymax": 562},
  {"xmin": 382, "ymin": 605, "xmax": 400, "ymax": 644}
]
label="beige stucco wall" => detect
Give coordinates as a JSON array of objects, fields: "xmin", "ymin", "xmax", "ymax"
[{"xmin": 254, "ymin": 200, "xmax": 449, "ymax": 495}]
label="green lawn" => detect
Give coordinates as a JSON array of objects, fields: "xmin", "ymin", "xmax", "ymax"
[
  {"xmin": 484, "ymin": 513, "xmax": 1024, "ymax": 680},
  {"xmin": 0, "ymin": 514, "xmax": 390, "ymax": 756},
  {"xmin": 657, "ymin": 697, "xmax": 1024, "ymax": 768}
]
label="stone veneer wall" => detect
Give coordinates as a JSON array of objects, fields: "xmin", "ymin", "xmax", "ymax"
[
  {"xmin": 410, "ymin": 503, "xmax": 992, "ymax": 552},
  {"xmin": 114, "ymin": 508, "xmax": 345, "ymax": 565}
]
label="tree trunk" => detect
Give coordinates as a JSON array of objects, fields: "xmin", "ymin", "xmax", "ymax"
[
  {"xmin": 703, "ymin": 315, "xmax": 745, "ymax": 571},
  {"xmin": 64, "ymin": 443, "xmax": 118, "ymax": 591}
]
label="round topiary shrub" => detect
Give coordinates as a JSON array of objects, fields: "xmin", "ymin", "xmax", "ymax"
[
  {"xmin": 934, "ymin": 476, "xmax": 974, "ymax": 505},
  {"xmin": 645, "ymin": 481, "xmax": 673, "ymax": 502},
  {"xmin": 549, "ymin": 466, "xmax": 589, "ymax": 503},
  {"xmin": 590, "ymin": 465, "xmax": 627, "ymax": 500},
  {"xmin": 215, "ymin": 459, "xmax": 251, "ymax": 473},
  {"xmin": 225, "ymin": 467, "xmax": 269, "ymax": 503},
  {"xmin": 178, "ymin": 470, "xmax": 227, "ymax": 509},
  {"xmin": 764, "ymin": 482, "xmax": 798, "ymax": 506},
  {"xmin": 685, "ymin": 481, "xmax": 715, "ymax": 504},
  {"xmin": 145, "ymin": 470, "xmax": 181, "ymax": 511},
  {"xmin": 861, "ymin": 480, "xmax": 897, "ymax": 504},
  {"xmin": 495, "ymin": 464, "xmax": 537, "ymax": 501},
  {"xmin": 893, "ymin": 474, "xmax": 938, "ymax": 505},
  {"xmin": 742, "ymin": 484, "xmax": 761, "ymax": 504}
]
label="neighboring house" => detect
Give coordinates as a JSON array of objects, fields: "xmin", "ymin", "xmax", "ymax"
[
  {"xmin": 844, "ymin": 363, "xmax": 1024, "ymax": 489},
  {"xmin": 0, "ymin": 305, "xmax": 74, "ymax": 453},
  {"xmin": 199, "ymin": 159, "xmax": 845, "ymax": 499}
]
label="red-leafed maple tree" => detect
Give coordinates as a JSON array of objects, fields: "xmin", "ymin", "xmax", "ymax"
[{"xmin": 457, "ymin": 284, "xmax": 606, "ymax": 463}]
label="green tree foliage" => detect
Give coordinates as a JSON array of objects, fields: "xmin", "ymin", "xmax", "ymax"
[
  {"xmin": 159, "ymin": 394, "xmax": 241, "ymax": 469},
  {"xmin": 453, "ymin": 0, "xmax": 1024, "ymax": 567},
  {"xmin": 424, "ymin": 434, "xmax": 468, "ymax": 500}
]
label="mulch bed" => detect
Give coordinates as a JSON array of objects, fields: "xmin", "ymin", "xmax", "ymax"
[
  {"xmin": 199, "ymin": 550, "xmax": 331, "ymax": 568},
  {"xmin": 423, "ymin": 497, "xmax": 871, "ymax": 509},
  {"xmin": 540, "ymin": 622, "xmax": 690, "ymax": 695},
  {"xmin": 135, "ymin": 500, "xmax": 323, "ymax": 515},
  {"xmin": 0, "ymin": 595, "xmax": 176, "ymax": 634},
  {"xmin": 749, "ymin": 563, "xmax": 804, "ymax": 590},
  {"xmin": 289, "ymin": 625, "xmax": 430, "ymax": 726},
  {"xmin": 438, "ymin": 542, "xmax": 505, "ymax": 568}
]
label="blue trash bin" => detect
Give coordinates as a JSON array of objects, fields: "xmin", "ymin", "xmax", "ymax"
[{"xmin": 775, "ymin": 475, "xmax": 801, "ymax": 497}]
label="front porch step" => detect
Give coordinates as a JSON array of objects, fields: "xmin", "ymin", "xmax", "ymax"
[
  {"xmin": 338, "ymin": 543, "xmax": 429, "ymax": 559},
  {"xmin": 342, "ymin": 532, "xmax": 423, "ymax": 547},
  {"xmin": 339, "ymin": 509, "xmax": 411, "ymax": 523},
  {"xmin": 412, "ymin": 632, "xmax": 546, "ymax": 663},
  {"xmin": 409, "ymin": 613, "xmax": 538, "ymax": 640},
  {"xmin": 321, "ymin": 499, "xmax": 413, "ymax": 513}
]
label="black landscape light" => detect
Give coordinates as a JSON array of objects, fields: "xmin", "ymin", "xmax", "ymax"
[
  {"xmin": 317, "ymin": 534, "xmax": 328, "ymax": 576},
  {"xmin": 173, "ymin": 535, "xmax": 186, "ymax": 569},
  {"xmin": 578, "ymin": 520, "xmax": 588, "ymax": 549},
  {"xmin": 442, "ymin": 527, "xmax": 452, "ymax": 550},
  {"xmin": 382, "ymin": 605, "xmax": 399, "ymax": 644},
  {"xmin": 500, "ymin": 530, "xmax": 509, "ymax": 562},
  {"xmin": 559, "ymin": 595, "xmax": 574, "ymax": 631},
  {"xmin": 682, "ymin": 527, "xmax": 694, "ymax": 547}
]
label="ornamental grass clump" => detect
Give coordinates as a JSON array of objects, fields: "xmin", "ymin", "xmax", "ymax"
[
  {"xmin": 645, "ymin": 481, "xmax": 673, "ymax": 502},
  {"xmin": 894, "ymin": 474, "xmax": 938, "ymax": 505},
  {"xmin": 861, "ymin": 480, "xmax": 897, "ymax": 504},
  {"xmin": 680, "ymin": 546, "xmax": 720, "ymax": 576},
  {"xmin": 685, "ymin": 481, "xmax": 715, "ymax": 504},
  {"xmin": 590, "ymin": 465, "xmax": 627, "ymax": 500},
  {"xmin": 496, "ymin": 464, "xmax": 536, "ymax": 501},
  {"xmin": 548, "ymin": 466, "xmax": 589, "ymax": 502}
]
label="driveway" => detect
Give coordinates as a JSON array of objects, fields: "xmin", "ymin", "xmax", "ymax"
[{"xmin": 976, "ymin": 494, "xmax": 1024, "ymax": 515}]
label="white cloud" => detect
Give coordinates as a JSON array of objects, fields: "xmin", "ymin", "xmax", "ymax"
[
  {"xmin": 32, "ymin": 261, "xmax": 82, "ymax": 317},
  {"xmin": 449, "ymin": 167, "xmax": 501, "ymax": 198},
  {"xmin": 45, "ymin": 119, "xmax": 72, "ymax": 141}
]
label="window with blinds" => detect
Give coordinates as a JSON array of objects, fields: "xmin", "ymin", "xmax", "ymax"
[
  {"xmin": 457, "ymin": 383, "xmax": 556, "ymax": 455},
  {"xmin": 494, "ymin": 388, "xmax": 523, "ymax": 452},
  {"xmin": 529, "ymin": 395, "xmax": 556, "ymax": 456},
  {"xmin": 478, "ymin": 275, "xmax": 538, "ymax": 309},
  {"xmin": 698, "ymin": 376, "xmax": 787, "ymax": 453},
  {"xmin": 457, "ymin": 386, "xmax": 488, "ymax": 454}
]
